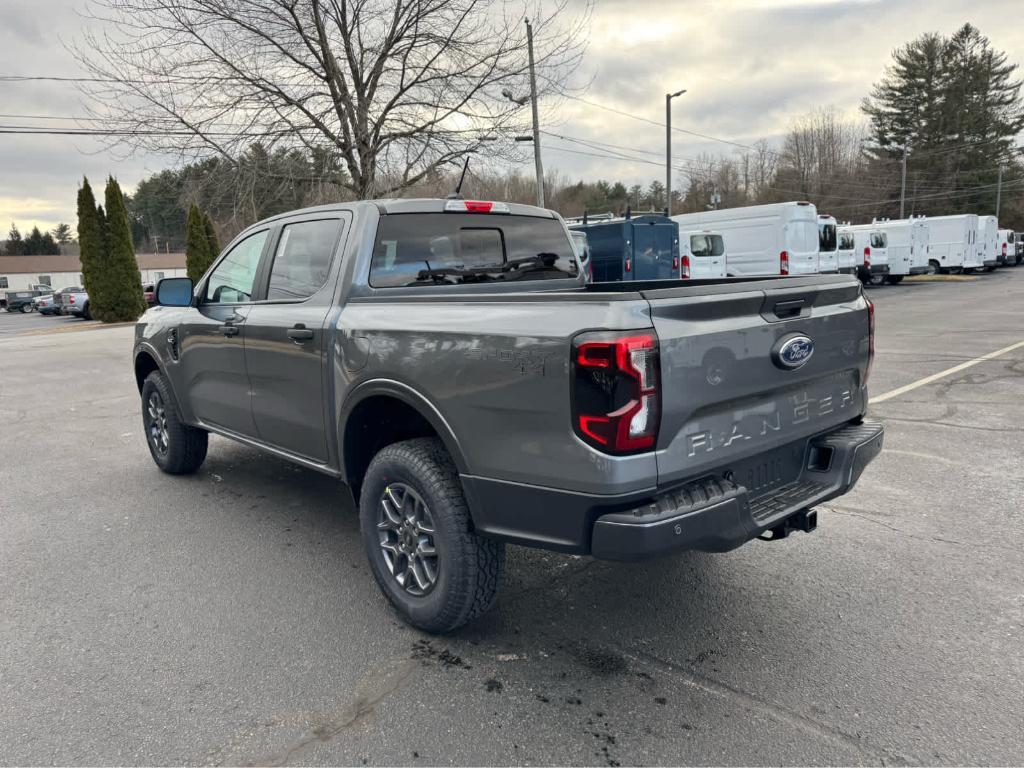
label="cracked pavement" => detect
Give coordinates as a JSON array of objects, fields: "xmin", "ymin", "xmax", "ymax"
[{"xmin": 1, "ymin": 270, "xmax": 1023, "ymax": 765}]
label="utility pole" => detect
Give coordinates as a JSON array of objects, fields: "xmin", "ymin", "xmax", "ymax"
[
  {"xmin": 996, "ymin": 163, "xmax": 1005, "ymax": 219},
  {"xmin": 899, "ymin": 142, "xmax": 908, "ymax": 219},
  {"xmin": 665, "ymin": 88, "xmax": 686, "ymax": 216},
  {"xmin": 525, "ymin": 19, "xmax": 544, "ymax": 208}
]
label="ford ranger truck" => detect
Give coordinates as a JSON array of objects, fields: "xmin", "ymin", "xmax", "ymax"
[{"xmin": 133, "ymin": 198, "xmax": 883, "ymax": 633}]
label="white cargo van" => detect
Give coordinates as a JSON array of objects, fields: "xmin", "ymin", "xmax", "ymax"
[
  {"xmin": 978, "ymin": 215, "xmax": 999, "ymax": 270},
  {"xmin": 846, "ymin": 224, "xmax": 890, "ymax": 285},
  {"xmin": 1000, "ymin": 229, "xmax": 1019, "ymax": 266},
  {"xmin": 817, "ymin": 215, "xmax": 839, "ymax": 272},
  {"xmin": 679, "ymin": 230, "xmax": 727, "ymax": 279},
  {"xmin": 836, "ymin": 227, "xmax": 856, "ymax": 274},
  {"xmin": 671, "ymin": 201, "xmax": 819, "ymax": 276},
  {"xmin": 924, "ymin": 214, "xmax": 982, "ymax": 273}
]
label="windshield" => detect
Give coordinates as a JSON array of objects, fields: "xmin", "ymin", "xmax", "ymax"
[
  {"xmin": 371, "ymin": 213, "xmax": 578, "ymax": 288},
  {"xmin": 870, "ymin": 232, "xmax": 887, "ymax": 248},
  {"xmin": 838, "ymin": 232, "xmax": 855, "ymax": 250},
  {"xmin": 690, "ymin": 234, "xmax": 724, "ymax": 257},
  {"xmin": 818, "ymin": 222, "xmax": 837, "ymax": 252}
]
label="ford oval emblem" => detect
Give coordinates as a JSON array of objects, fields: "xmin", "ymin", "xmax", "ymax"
[{"xmin": 774, "ymin": 335, "xmax": 814, "ymax": 370}]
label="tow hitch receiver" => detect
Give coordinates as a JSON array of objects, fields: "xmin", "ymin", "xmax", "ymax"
[{"xmin": 760, "ymin": 508, "xmax": 818, "ymax": 541}]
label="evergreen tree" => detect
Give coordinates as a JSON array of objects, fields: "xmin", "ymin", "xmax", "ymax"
[
  {"xmin": 77, "ymin": 180, "xmax": 104, "ymax": 298},
  {"xmin": 202, "ymin": 211, "xmax": 220, "ymax": 261},
  {"xmin": 4, "ymin": 223, "xmax": 25, "ymax": 255},
  {"xmin": 52, "ymin": 222, "xmax": 73, "ymax": 244},
  {"xmin": 185, "ymin": 203, "xmax": 214, "ymax": 282},
  {"xmin": 92, "ymin": 177, "xmax": 146, "ymax": 322}
]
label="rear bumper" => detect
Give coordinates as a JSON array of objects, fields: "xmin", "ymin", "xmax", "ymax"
[
  {"xmin": 464, "ymin": 420, "xmax": 884, "ymax": 560},
  {"xmin": 984, "ymin": 259, "xmax": 998, "ymax": 268}
]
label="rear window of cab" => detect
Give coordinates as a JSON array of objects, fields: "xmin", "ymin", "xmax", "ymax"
[{"xmin": 370, "ymin": 213, "xmax": 579, "ymax": 288}]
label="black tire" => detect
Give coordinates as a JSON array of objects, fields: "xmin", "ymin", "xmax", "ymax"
[
  {"xmin": 82, "ymin": 302, "xmax": 92, "ymax": 321},
  {"xmin": 20, "ymin": 304, "xmax": 31, "ymax": 313},
  {"xmin": 885, "ymin": 275, "xmax": 904, "ymax": 285},
  {"xmin": 359, "ymin": 437, "xmax": 505, "ymax": 633},
  {"xmin": 927, "ymin": 260, "xmax": 940, "ymax": 275},
  {"xmin": 141, "ymin": 370, "xmax": 208, "ymax": 474}
]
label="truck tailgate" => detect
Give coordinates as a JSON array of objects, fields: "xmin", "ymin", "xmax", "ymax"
[{"xmin": 640, "ymin": 278, "xmax": 869, "ymax": 487}]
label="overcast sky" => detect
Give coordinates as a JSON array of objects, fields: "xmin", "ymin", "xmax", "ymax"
[{"xmin": 0, "ymin": 0, "xmax": 1021, "ymax": 233}]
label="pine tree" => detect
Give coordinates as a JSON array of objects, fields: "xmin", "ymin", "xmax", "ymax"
[
  {"xmin": 185, "ymin": 203, "xmax": 213, "ymax": 282},
  {"xmin": 4, "ymin": 223, "xmax": 25, "ymax": 255},
  {"xmin": 92, "ymin": 177, "xmax": 146, "ymax": 322},
  {"xmin": 52, "ymin": 222, "xmax": 73, "ymax": 244},
  {"xmin": 202, "ymin": 211, "xmax": 220, "ymax": 262},
  {"xmin": 76, "ymin": 179, "xmax": 103, "ymax": 296}
]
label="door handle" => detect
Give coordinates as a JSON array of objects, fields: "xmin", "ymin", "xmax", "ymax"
[
  {"xmin": 218, "ymin": 324, "xmax": 239, "ymax": 337},
  {"xmin": 288, "ymin": 326, "xmax": 314, "ymax": 342}
]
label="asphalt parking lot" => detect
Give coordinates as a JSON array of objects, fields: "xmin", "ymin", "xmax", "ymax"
[
  {"xmin": 0, "ymin": 310, "xmax": 99, "ymax": 337},
  {"xmin": 2, "ymin": 271, "xmax": 1023, "ymax": 766}
]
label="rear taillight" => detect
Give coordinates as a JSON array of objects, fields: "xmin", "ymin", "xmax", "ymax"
[
  {"xmin": 69, "ymin": 295, "xmax": 75, "ymax": 304},
  {"xmin": 865, "ymin": 295, "xmax": 875, "ymax": 387},
  {"xmin": 1002, "ymin": 243, "xmax": 1007, "ymax": 257},
  {"xmin": 573, "ymin": 332, "xmax": 660, "ymax": 454},
  {"xmin": 863, "ymin": 246, "xmax": 871, "ymax": 266},
  {"xmin": 680, "ymin": 254, "xmax": 691, "ymax": 279},
  {"xmin": 780, "ymin": 250, "xmax": 789, "ymax": 275},
  {"xmin": 624, "ymin": 258, "xmax": 632, "ymax": 273}
]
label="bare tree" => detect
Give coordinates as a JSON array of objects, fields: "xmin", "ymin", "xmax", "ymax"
[{"xmin": 74, "ymin": 0, "xmax": 590, "ymax": 198}]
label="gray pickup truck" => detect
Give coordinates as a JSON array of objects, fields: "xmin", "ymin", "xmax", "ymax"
[{"xmin": 134, "ymin": 198, "xmax": 882, "ymax": 632}]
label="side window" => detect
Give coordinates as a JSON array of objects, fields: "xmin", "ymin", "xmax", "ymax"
[
  {"xmin": 266, "ymin": 219, "xmax": 342, "ymax": 300},
  {"xmin": 204, "ymin": 230, "xmax": 268, "ymax": 304},
  {"xmin": 38, "ymin": 275, "xmax": 52, "ymax": 286}
]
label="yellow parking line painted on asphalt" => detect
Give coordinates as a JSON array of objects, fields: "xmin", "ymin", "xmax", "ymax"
[
  {"xmin": 19, "ymin": 321, "xmax": 135, "ymax": 336},
  {"xmin": 870, "ymin": 339, "xmax": 1024, "ymax": 403},
  {"xmin": 909, "ymin": 274, "xmax": 978, "ymax": 280}
]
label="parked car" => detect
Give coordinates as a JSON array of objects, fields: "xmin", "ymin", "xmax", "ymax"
[
  {"xmin": 672, "ymin": 201, "xmax": 820, "ymax": 277},
  {"xmin": 836, "ymin": 227, "xmax": 856, "ymax": 275},
  {"xmin": 922, "ymin": 214, "xmax": 983, "ymax": 273},
  {"xmin": 997, "ymin": 229, "xmax": 1016, "ymax": 266},
  {"xmin": 817, "ymin": 214, "xmax": 839, "ymax": 273},
  {"xmin": 568, "ymin": 231, "xmax": 593, "ymax": 283},
  {"xmin": 4, "ymin": 289, "xmax": 51, "ymax": 313},
  {"xmin": 58, "ymin": 289, "xmax": 91, "ymax": 320},
  {"xmin": 846, "ymin": 225, "xmax": 890, "ymax": 285},
  {"xmin": 679, "ymin": 229, "xmax": 727, "ymax": 279},
  {"xmin": 134, "ymin": 197, "xmax": 883, "ymax": 633},
  {"xmin": 568, "ymin": 213, "xmax": 679, "ymax": 281},
  {"xmin": 38, "ymin": 300, "xmax": 63, "ymax": 316}
]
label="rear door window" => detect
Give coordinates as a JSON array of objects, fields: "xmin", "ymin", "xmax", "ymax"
[
  {"xmin": 818, "ymin": 223, "xmax": 837, "ymax": 251},
  {"xmin": 370, "ymin": 213, "xmax": 578, "ymax": 288},
  {"xmin": 689, "ymin": 234, "xmax": 724, "ymax": 257},
  {"xmin": 870, "ymin": 232, "xmax": 887, "ymax": 248},
  {"xmin": 838, "ymin": 232, "xmax": 855, "ymax": 250},
  {"xmin": 266, "ymin": 219, "xmax": 342, "ymax": 300}
]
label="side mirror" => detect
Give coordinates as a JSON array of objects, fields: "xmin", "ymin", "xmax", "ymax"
[{"xmin": 156, "ymin": 277, "xmax": 194, "ymax": 307}]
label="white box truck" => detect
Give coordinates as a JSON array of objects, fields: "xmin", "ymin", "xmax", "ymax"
[
  {"xmin": 978, "ymin": 215, "xmax": 999, "ymax": 270},
  {"xmin": 836, "ymin": 227, "xmax": 856, "ymax": 274},
  {"xmin": 871, "ymin": 218, "xmax": 931, "ymax": 282},
  {"xmin": 671, "ymin": 201, "xmax": 819, "ymax": 276},
  {"xmin": 817, "ymin": 214, "xmax": 839, "ymax": 273},
  {"xmin": 924, "ymin": 214, "xmax": 983, "ymax": 273},
  {"xmin": 678, "ymin": 229, "xmax": 728, "ymax": 279},
  {"xmin": 845, "ymin": 224, "xmax": 890, "ymax": 285}
]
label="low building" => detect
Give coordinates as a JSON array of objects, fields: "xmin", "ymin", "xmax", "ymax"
[{"xmin": 0, "ymin": 253, "xmax": 187, "ymax": 295}]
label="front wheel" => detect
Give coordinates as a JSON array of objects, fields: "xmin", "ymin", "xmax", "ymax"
[
  {"xmin": 360, "ymin": 437, "xmax": 505, "ymax": 633},
  {"xmin": 141, "ymin": 370, "xmax": 208, "ymax": 474}
]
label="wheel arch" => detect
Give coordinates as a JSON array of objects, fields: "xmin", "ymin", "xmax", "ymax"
[{"xmin": 339, "ymin": 380, "xmax": 469, "ymax": 501}]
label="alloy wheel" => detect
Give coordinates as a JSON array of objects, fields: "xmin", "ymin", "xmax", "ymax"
[
  {"xmin": 146, "ymin": 391, "xmax": 170, "ymax": 456},
  {"xmin": 377, "ymin": 482, "xmax": 439, "ymax": 596}
]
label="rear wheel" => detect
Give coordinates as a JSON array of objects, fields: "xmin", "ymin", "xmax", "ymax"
[
  {"xmin": 926, "ymin": 260, "xmax": 940, "ymax": 275},
  {"xmin": 360, "ymin": 437, "xmax": 505, "ymax": 633},
  {"xmin": 82, "ymin": 302, "xmax": 92, "ymax": 321},
  {"xmin": 885, "ymin": 275, "xmax": 904, "ymax": 285},
  {"xmin": 141, "ymin": 370, "xmax": 208, "ymax": 474},
  {"xmin": 20, "ymin": 304, "xmax": 31, "ymax": 313}
]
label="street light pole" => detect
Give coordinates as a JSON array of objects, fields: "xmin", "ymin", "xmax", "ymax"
[
  {"xmin": 525, "ymin": 19, "xmax": 544, "ymax": 208},
  {"xmin": 665, "ymin": 89, "xmax": 686, "ymax": 216}
]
